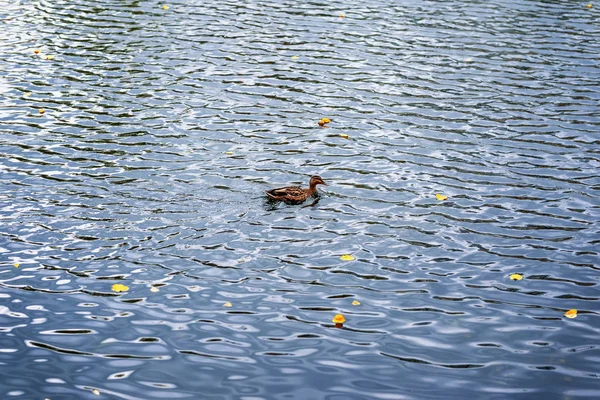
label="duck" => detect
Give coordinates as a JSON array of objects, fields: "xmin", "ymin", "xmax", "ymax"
[{"xmin": 265, "ymin": 175, "xmax": 327, "ymax": 205}]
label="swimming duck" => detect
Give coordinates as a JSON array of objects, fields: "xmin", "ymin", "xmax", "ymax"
[{"xmin": 265, "ymin": 175, "xmax": 327, "ymax": 205}]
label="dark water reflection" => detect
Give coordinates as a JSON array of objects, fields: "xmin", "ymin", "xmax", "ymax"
[{"xmin": 1, "ymin": 0, "xmax": 599, "ymax": 399}]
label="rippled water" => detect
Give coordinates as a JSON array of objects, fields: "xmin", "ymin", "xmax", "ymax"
[{"xmin": 1, "ymin": 0, "xmax": 600, "ymax": 399}]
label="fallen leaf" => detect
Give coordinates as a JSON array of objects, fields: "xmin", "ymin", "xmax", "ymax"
[
  {"xmin": 111, "ymin": 283, "xmax": 129, "ymax": 293},
  {"xmin": 291, "ymin": 55, "xmax": 299, "ymax": 60},
  {"xmin": 332, "ymin": 313, "xmax": 345, "ymax": 328},
  {"xmin": 340, "ymin": 254, "xmax": 355, "ymax": 261},
  {"xmin": 162, "ymin": 4, "xmax": 169, "ymax": 10},
  {"xmin": 339, "ymin": 134, "xmax": 349, "ymax": 139},
  {"xmin": 509, "ymin": 273, "xmax": 523, "ymax": 281},
  {"xmin": 33, "ymin": 49, "xmax": 40, "ymax": 54},
  {"xmin": 435, "ymin": 193, "xmax": 448, "ymax": 201},
  {"xmin": 318, "ymin": 117, "xmax": 331, "ymax": 126},
  {"xmin": 224, "ymin": 151, "xmax": 234, "ymax": 155},
  {"xmin": 586, "ymin": 3, "xmax": 592, "ymax": 8},
  {"xmin": 45, "ymin": 55, "xmax": 55, "ymax": 60},
  {"xmin": 352, "ymin": 300, "xmax": 360, "ymax": 305},
  {"xmin": 14, "ymin": 263, "xmax": 19, "ymax": 268},
  {"xmin": 24, "ymin": 92, "xmax": 32, "ymax": 97},
  {"xmin": 150, "ymin": 286, "xmax": 160, "ymax": 293},
  {"xmin": 223, "ymin": 301, "xmax": 232, "ymax": 307},
  {"xmin": 92, "ymin": 389, "xmax": 100, "ymax": 395},
  {"xmin": 340, "ymin": 13, "xmax": 345, "ymax": 18},
  {"xmin": 39, "ymin": 109, "xmax": 45, "ymax": 114},
  {"xmin": 332, "ymin": 314, "xmax": 346, "ymax": 323},
  {"xmin": 465, "ymin": 58, "xmax": 473, "ymax": 62},
  {"xmin": 564, "ymin": 309, "xmax": 577, "ymax": 319}
]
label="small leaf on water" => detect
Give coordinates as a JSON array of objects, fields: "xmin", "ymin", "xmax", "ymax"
[
  {"xmin": 223, "ymin": 301, "xmax": 232, "ymax": 307},
  {"xmin": 352, "ymin": 300, "xmax": 360, "ymax": 305},
  {"xmin": 33, "ymin": 49, "xmax": 40, "ymax": 54},
  {"xmin": 340, "ymin": 134, "xmax": 349, "ymax": 139},
  {"xmin": 45, "ymin": 55, "xmax": 55, "ymax": 60},
  {"xmin": 112, "ymin": 283, "xmax": 129, "ymax": 293},
  {"xmin": 318, "ymin": 117, "xmax": 331, "ymax": 126},
  {"xmin": 332, "ymin": 314, "xmax": 346, "ymax": 323},
  {"xmin": 92, "ymin": 389, "xmax": 100, "ymax": 395},
  {"xmin": 339, "ymin": 13, "xmax": 345, "ymax": 18},
  {"xmin": 509, "ymin": 273, "xmax": 523, "ymax": 281},
  {"xmin": 39, "ymin": 109, "xmax": 45, "ymax": 114},
  {"xmin": 435, "ymin": 193, "xmax": 448, "ymax": 201},
  {"xmin": 162, "ymin": 4, "xmax": 169, "ymax": 10},
  {"xmin": 150, "ymin": 286, "xmax": 160, "ymax": 293},
  {"xmin": 340, "ymin": 254, "xmax": 355, "ymax": 261},
  {"xmin": 586, "ymin": 3, "xmax": 592, "ymax": 8},
  {"xmin": 291, "ymin": 55, "xmax": 299, "ymax": 60},
  {"xmin": 14, "ymin": 263, "xmax": 19, "ymax": 268},
  {"xmin": 564, "ymin": 309, "xmax": 577, "ymax": 319},
  {"xmin": 224, "ymin": 151, "xmax": 234, "ymax": 155},
  {"xmin": 24, "ymin": 92, "xmax": 32, "ymax": 97}
]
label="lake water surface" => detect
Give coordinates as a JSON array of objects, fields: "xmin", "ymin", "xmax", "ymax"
[{"xmin": 1, "ymin": 0, "xmax": 599, "ymax": 399}]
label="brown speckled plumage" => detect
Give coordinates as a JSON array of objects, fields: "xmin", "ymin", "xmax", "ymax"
[{"xmin": 265, "ymin": 175, "xmax": 327, "ymax": 205}]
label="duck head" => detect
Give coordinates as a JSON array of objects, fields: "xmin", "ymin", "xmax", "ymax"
[{"xmin": 309, "ymin": 175, "xmax": 327, "ymax": 188}]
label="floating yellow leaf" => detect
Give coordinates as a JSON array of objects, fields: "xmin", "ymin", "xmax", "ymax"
[
  {"xmin": 509, "ymin": 273, "xmax": 523, "ymax": 281},
  {"xmin": 352, "ymin": 300, "xmax": 360, "ymax": 306},
  {"xmin": 13, "ymin": 263, "xmax": 19, "ymax": 268},
  {"xmin": 291, "ymin": 55, "xmax": 299, "ymax": 60},
  {"xmin": 586, "ymin": 3, "xmax": 592, "ymax": 8},
  {"xmin": 332, "ymin": 314, "xmax": 345, "ymax": 328},
  {"xmin": 465, "ymin": 58, "xmax": 473, "ymax": 63},
  {"xmin": 564, "ymin": 309, "xmax": 577, "ymax": 319},
  {"xmin": 150, "ymin": 286, "xmax": 160, "ymax": 293},
  {"xmin": 92, "ymin": 389, "xmax": 100, "ymax": 395},
  {"xmin": 45, "ymin": 55, "xmax": 55, "ymax": 60},
  {"xmin": 33, "ymin": 49, "xmax": 40, "ymax": 54},
  {"xmin": 39, "ymin": 109, "xmax": 45, "ymax": 114},
  {"xmin": 340, "ymin": 13, "xmax": 345, "ymax": 18},
  {"xmin": 24, "ymin": 92, "xmax": 32, "ymax": 98},
  {"xmin": 162, "ymin": 4, "xmax": 169, "ymax": 10},
  {"xmin": 340, "ymin": 254, "xmax": 355, "ymax": 261},
  {"xmin": 340, "ymin": 133, "xmax": 349, "ymax": 139},
  {"xmin": 332, "ymin": 314, "xmax": 345, "ymax": 323},
  {"xmin": 435, "ymin": 193, "xmax": 448, "ymax": 201},
  {"xmin": 111, "ymin": 283, "xmax": 129, "ymax": 293},
  {"xmin": 223, "ymin": 301, "xmax": 232, "ymax": 307},
  {"xmin": 318, "ymin": 117, "xmax": 331, "ymax": 126},
  {"xmin": 224, "ymin": 151, "xmax": 234, "ymax": 155}
]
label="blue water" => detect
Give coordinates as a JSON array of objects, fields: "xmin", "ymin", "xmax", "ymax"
[{"xmin": 1, "ymin": 0, "xmax": 599, "ymax": 399}]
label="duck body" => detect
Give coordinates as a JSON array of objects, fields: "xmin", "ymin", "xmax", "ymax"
[{"xmin": 265, "ymin": 175, "xmax": 327, "ymax": 205}]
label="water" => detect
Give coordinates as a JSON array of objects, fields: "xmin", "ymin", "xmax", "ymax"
[{"xmin": 1, "ymin": 0, "xmax": 599, "ymax": 399}]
